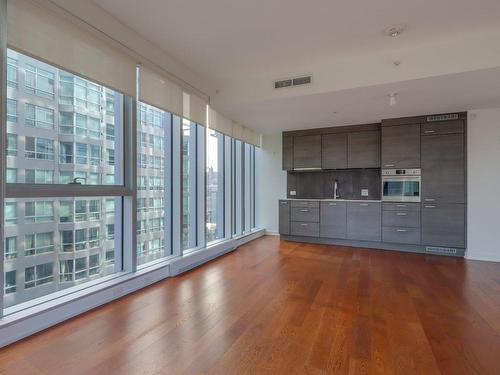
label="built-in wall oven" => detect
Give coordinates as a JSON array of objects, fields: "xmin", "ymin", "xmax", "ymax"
[{"xmin": 382, "ymin": 169, "xmax": 421, "ymax": 202}]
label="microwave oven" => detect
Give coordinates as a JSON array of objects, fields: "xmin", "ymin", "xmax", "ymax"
[{"xmin": 382, "ymin": 169, "xmax": 421, "ymax": 202}]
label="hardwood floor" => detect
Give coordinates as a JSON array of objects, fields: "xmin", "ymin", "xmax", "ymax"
[{"xmin": 1, "ymin": 236, "xmax": 500, "ymax": 375}]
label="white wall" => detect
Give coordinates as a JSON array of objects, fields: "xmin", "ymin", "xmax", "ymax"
[
  {"xmin": 256, "ymin": 133, "xmax": 287, "ymax": 234},
  {"xmin": 466, "ymin": 108, "xmax": 500, "ymax": 262}
]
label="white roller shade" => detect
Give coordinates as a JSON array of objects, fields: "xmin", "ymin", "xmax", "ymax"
[
  {"xmin": 7, "ymin": 0, "xmax": 137, "ymax": 96},
  {"xmin": 139, "ymin": 64, "xmax": 183, "ymax": 115},
  {"xmin": 207, "ymin": 107, "xmax": 233, "ymax": 136},
  {"xmin": 183, "ymin": 90, "xmax": 207, "ymax": 126}
]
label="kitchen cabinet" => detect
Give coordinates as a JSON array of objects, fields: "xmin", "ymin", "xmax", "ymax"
[
  {"xmin": 291, "ymin": 207, "xmax": 320, "ymax": 222},
  {"xmin": 290, "ymin": 222, "xmax": 320, "ymax": 237},
  {"xmin": 421, "ymin": 133, "xmax": 465, "ymax": 204},
  {"xmin": 282, "ymin": 135, "xmax": 293, "ymax": 170},
  {"xmin": 421, "ymin": 203, "xmax": 465, "ymax": 248},
  {"xmin": 347, "ymin": 202, "xmax": 381, "ymax": 241},
  {"xmin": 293, "ymin": 135, "xmax": 321, "ymax": 169},
  {"xmin": 381, "ymin": 124, "xmax": 420, "ymax": 168},
  {"xmin": 348, "ymin": 130, "xmax": 381, "ymax": 168},
  {"xmin": 382, "ymin": 227, "xmax": 421, "ymax": 245},
  {"xmin": 421, "ymin": 120, "xmax": 464, "ymax": 136},
  {"xmin": 320, "ymin": 201, "xmax": 347, "ymax": 238},
  {"xmin": 279, "ymin": 200, "xmax": 290, "ymax": 235},
  {"xmin": 321, "ymin": 133, "xmax": 348, "ymax": 169}
]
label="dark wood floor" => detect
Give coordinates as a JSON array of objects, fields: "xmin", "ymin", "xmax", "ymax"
[{"xmin": 1, "ymin": 236, "xmax": 500, "ymax": 375}]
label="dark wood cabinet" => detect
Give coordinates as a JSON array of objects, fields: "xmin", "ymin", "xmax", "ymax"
[
  {"xmin": 348, "ymin": 130, "xmax": 381, "ymax": 168},
  {"xmin": 320, "ymin": 201, "xmax": 347, "ymax": 238},
  {"xmin": 421, "ymin": 120, "xmax": 464, "ymax": 136},
  {"xmin": 421, "ymin": 203, "xmax": 465, "ymax": 248},
  {"xmin": 279, "ymin": 200, "xmax": 290, "ymax": 235},
  {"xmin": 422, "ymin": 133, "xmax": 465, "ymax": 204},
  {"xmin": 321, "ymin": 134, "xmax": 348, "ymax": 169},
  {"xmin": 293, "ymin": 135, "xmax": 321, "ymax": 169},
  {"xmin": 282, "ymin": 135, "xmax": 293, "ymax": 170},
  {"xmin": 347, "ymin": 202, "xmax": 381, "ymax": 241},
  {"xmin": 381, "ymin": 124, "xmax": 420, "ymax": 168}
]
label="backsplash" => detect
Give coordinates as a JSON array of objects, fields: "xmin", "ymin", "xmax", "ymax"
[{"xmin": 287, "ymin": 169, "xmax": 381, "ymax": 200}]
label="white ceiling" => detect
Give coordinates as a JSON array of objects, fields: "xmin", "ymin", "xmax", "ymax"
[{"xmin": 92, "ymin": 0, "xmax": 500, "ymax": 132}]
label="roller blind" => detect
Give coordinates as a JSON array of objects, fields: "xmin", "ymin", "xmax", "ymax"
[
  {"xmin": 139, "ymin": 64, "xmax": 183, "ymax": 115},
  {"xmin": 207, "ymin": 108, "xmax": 261, "ymax": 147},
  {"xmin": 7, "ymin": 0, "xmax": 136, "ymax": 96},
  {"xmin": 183, "ymin": 91, "xmax": 207, "ymax": 126}
]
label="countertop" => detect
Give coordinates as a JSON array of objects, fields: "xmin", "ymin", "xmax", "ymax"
[{"xmin": 281, "ymin": 198, "xmax": 382, "ymax": 203}]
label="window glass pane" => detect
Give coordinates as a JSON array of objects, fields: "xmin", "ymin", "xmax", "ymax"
[
  {"xmin": 233, "ymin": 140, "xmax": 243, "ymax": 236},
  {"xmin": 182, "ymin": 120, "xmax": 198, "ymax": 250},
  {"xmin": 136, "ymin": 103, "xmax": 172, "ymax": 266},
  {"xmin": 4, "ymin": 197, "xmax": 122, "ymax": 308},
  {"xmin": 6, "ymin": 49, "xmax": 124, "ymax": 186},
  {"xmin": 206, "ymin": 130, "xmax": 225, "ymax": 242}
]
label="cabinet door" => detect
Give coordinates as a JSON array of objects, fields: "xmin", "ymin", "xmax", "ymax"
[
  {"xmin": 422, "ymin": 133, "xmax": 465, "ymax": 204},
  {"xmin": 421, "ymin": 120, "xmax": 464, "ymax": 136},
  {"xmin": 421, "ymin": 203, "xmax": 465, "ymax": 248},
  {"xmin": 279, "ymin": 200, "xmax": 290, "ymax": 235},
  {"xmin": 322, "ymin": 133, "xmax": 348, "ymax": 169},
  {"xmin": 282, "ymin": 135, "xmax": 293, "ymax": 170},
  {"xmin": 347, "ymin": 202, "xmax": 381, "ymax": 241},
  {"xmin": 348, "ymin": 131, "xmax": 381, "ymax": 168},
  {"xmin": 320, "ymin": 201, "xmax": 347, "ymax": 238},
  {"xmin": 381, "ymin": 124, "xmax": 420, "ymax": 168},
  {"xmin": 293, "ymin": 135, "xmax": 321, "ymax": 169}
]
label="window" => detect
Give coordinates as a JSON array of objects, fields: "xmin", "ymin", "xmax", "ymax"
[
  {"xmin": 76, "ymin": 143, "xmax": 88, "ymax": 164},
  {"xmin": 25, "ymin": 104, "xmax": 54, "ymax": 129},
  {"xmin": 59, "ymin": 75, "xmax": 101, "ymax": 112},
  {"xmin": 7, "ymin": 56, "xmax": 17, "ymax": 88},
  {"xmin": 106, "ymin": 123, "xmax": 115, "ymax": 140},
  {"xmin": 106, "ymin": 149, "xmax": 115, "ymax": 166},
  {"xmin": 182, "ymin": 120, "xmax": 198, "ymax": 250},
  {"xmin": 6, "ymin": 134, "xmax": 17, "ymax": 156},
  {"xmin": 206, "ymin": 130, "xmax": 225, "ymax": 242},
  {"xmin": 25, "ymin": 201, "xmax": 54, "ymax": 223},
  {"xmin": 6, "ymin": 168, "xmax": 17, "ymax": 183},
  {"xmin": 7, "ymin": 99, "xmax": 17, "ymax": 123},
  {"xmin": 25, "ymin": 64, "xmax": 55, "ymax": 99},
  {"xmin": 5, "ymin": 237, "xmax": 17, "ymax": 260},
  {"xmin": 5, "ymin": 202, "xmax": 17, "ymax": 225},
  {"xmin": 25, "ymin": 263, "xmax": 54, "ymax": 289},
  {"xmin": 25, "ymin": 232, "xmax": 54, "ymax": 256},
  {"xmin": 26, "ymin": 170, "xmax": 54, "ymax": 184},
  {"xmin": 233, "ymin": 140, "xmax": 243, "ymax": 236},
  {"xmin": 106, "ymin": 224, "xmax": 115, "ymax": 240},
  {"xmin": 89, "ymin": 254, "xmax": 100, "ymax": 276},
  {"xmin": 75, "ymin": 200, "xmax": 87, "ymax": 222},
  {"xmin": 25, "ymin": 137, "xmax": 54, "ymax": 160},
  {"xmin": 5, "ymin": 271, "xmax": 16, "ymax": 294},
  {"xmin": 75, "ymin": 257, "xmax": 87, "ymax": 280}
]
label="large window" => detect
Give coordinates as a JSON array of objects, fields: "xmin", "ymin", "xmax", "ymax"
[
  {"xmin": 206, "ymin": 130, "xmax": 225, "ymax": 242},
  {"xmin": 182, "ymin": 120, "xmax": 199, "ymax": 250}
]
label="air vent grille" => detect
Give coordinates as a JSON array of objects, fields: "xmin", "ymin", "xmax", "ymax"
[
  {"xmin": 425, "ymin": 246, "xmax": 457, "ymax": 255},
  {"xmin": 427, "ymin": 114, "xmax": 459, "ymax": 122},
  {"xmin": 274, "ymin": 75, "xmax": 312, "ymax": 89}
]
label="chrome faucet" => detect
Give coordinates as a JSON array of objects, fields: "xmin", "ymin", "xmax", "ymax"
[{"xmin": 333, "ymin": 179, "xmax": 340, "ymax": 199}]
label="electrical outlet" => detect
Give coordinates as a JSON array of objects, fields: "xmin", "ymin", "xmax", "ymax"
[
  {"xmin": 290, "ymin": 190, "xmax": 297, "ymax": 196},
  {"xmin": 361, "ymin": 189, "xmax": 369, "ymax": 197}
]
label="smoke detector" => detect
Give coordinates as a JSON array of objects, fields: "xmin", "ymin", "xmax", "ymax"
[{"xmin": 385, "ymin": 24, "xmax": 406, "ymax": 37}]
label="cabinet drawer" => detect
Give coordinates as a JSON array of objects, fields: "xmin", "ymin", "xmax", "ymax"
[
  {"xmin": 382, "ymin": 227, "xmax": 421, "ymax": 245},
  {"xmin": 291, "ymin": 200, "xmax": 319, "ymax": 208},
  {"xmin": 290, "ymin": 222, "xmax": 320, "ymax": 237},
  {"xmin": 382, "ymin": 202, "xmax": 421, "ymax": 211},
  {"xmin": 382, "ymin": 210, "xmax": 420, "ymax": 228},
  {"xmin": 421, "ymin": 120, "xmax": 464, "ymax": 136},
  {"xmin": 291, "ymin": 207, "xmax": 319, "ymax": 222}
]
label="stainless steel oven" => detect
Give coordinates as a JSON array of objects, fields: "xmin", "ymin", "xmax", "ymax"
[{"xmin": 382, "ymin": 169, "xmax": 421, "ymax": 202}]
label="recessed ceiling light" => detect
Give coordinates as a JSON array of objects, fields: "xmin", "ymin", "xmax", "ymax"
[{"xmin": 385, "ymin": 24, "xmax": 406, "ymax": 37}]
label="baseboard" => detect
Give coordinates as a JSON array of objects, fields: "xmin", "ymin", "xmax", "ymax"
[
  {"xmin": 465, "ymin": 252, "xmax": 500, "ymax": 262},
  {"xmin": 265, "ymin": 230, "xmax": 279, "ymax": 236}
]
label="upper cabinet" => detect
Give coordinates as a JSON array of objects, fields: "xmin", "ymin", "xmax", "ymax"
[
  {"xmin": 282, "ymin": 135, "xmax": 293, "ymax": 170},
  {"xmin": 347, "ymin": 130, "xmax": 381, "ymax": 169},
  {"xmin": 293, "ymin": 135, "xmax": 322, "ymax": 169},
  {"xmin": 321, "ymin": 133, "xmax": 348, "ymax": 169},
  {"xmin": 381, "ymin": 124, "xmax": 421, "ymax": 169}
]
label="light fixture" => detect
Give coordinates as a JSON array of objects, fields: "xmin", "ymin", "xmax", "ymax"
[
  {"xmin": 388, "ymin": 93, "xmax": 397, "ymax": 106},
  {"xmin": 385, "ymin": 24, "xmax": 406, "ymax": 38}
]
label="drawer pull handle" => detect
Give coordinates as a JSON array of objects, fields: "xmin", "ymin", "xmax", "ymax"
[
  {"xmin": 424, "ymin": 205, "xmax": 436, "ymax": 208},
  {"xmin": 329, "ymin": 203, "xmax": 337, "ymax": 206},
  {"xmin": 280, "ymin": 202, "xmax": 288, "ymax": 205},
  {"xmin": 424, "ymin": 130, "xmax": 436, "ymax": 134},
  {"xmin": 300, "ymin": 223, "xmax": 309, "ymax": 226},
  {"xmin": 396, "ymin": 204, "xmax": 406, "ymax": 207},
  {"xmin": 359, "ymin": 203, "xmax": 369, "ymax": 206},
  {"xmin": 396, "ymin": 212, "xmax": 407, "ymax": 216},
  {"xmin": 300, "ymin": 209, "xmax": 309, "ymax": 212},
  {"xmin": 384, "ymin": 164, "xmax": 395, "ymax": 167},
  {"xmin": 424, "ymin": 198, "xmax": 435, "ymax": 202},
  {"xmin": 396, "ymin": 229, "xmax": 407, "ymax": 232}
]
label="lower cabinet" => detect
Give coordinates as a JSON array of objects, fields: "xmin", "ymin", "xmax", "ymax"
[
  {"xmin": 382, "ymin": 227, "xmax": 421, "ymax": 245},
  {"xmin": 347, "ymin": 202, "xmax": 381, "ymax": 241},
  {"xmin": 279, "ymin": 200, "xmax": 290, "ymax": 235},
  {"xmin": 290, "ymin": 222, "xmax": 320, "ymax": 237},
  {"xmin": 421, "ymin": 203, "xmax": 465, "ymax": 248},
  {"xmin": 320, "ymin": 201, "xmax": 347, "ymax": 239}
]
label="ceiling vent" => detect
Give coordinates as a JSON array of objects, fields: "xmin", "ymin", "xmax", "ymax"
[
  {"xmin": 274, "ymin": 75, "xmax": 312, "ymax": 89},
  {"xmin": 427, "ymin": 114, "xmax": 459, "ymax": 122}
]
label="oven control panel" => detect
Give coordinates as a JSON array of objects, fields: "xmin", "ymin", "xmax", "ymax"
[{"xmin": 381, "ymin": 168, "xmax": 421, "ymax": 176}]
